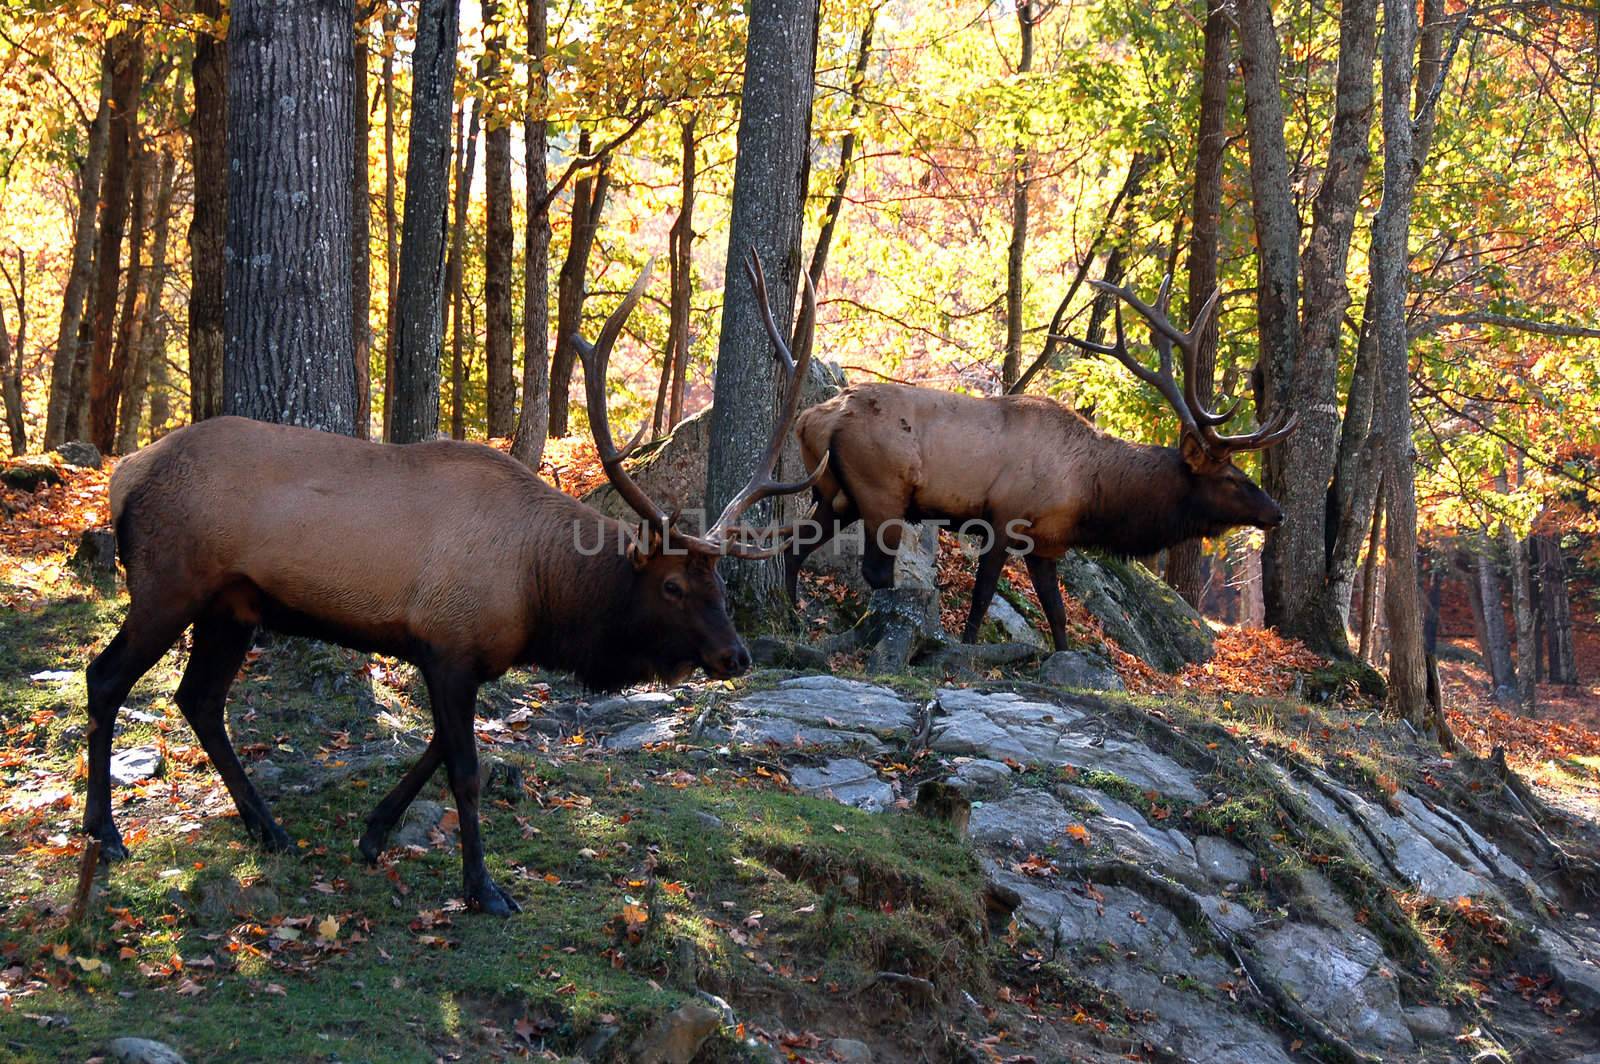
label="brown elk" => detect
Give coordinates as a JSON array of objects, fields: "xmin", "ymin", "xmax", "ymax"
[
  {"xmin": 83, "ymin": 251, "xmax": 820, "ymax": 915},
  {"xmin": 785, "ymin": 278, "xmax": 1297, "ymax": 652}
]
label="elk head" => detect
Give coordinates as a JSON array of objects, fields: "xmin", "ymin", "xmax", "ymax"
[
  {"xmin": 572, "ymin": 250, "xmax": 826, "ymax": 683},
  {"xmin": 1059, "ymin": 277, "xmax": 1298, "ymax": 538}
]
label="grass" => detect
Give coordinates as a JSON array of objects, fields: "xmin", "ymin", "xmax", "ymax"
[{"xmin": 0, "ymin": 565, "xmax": 988, "ymax": 1062}]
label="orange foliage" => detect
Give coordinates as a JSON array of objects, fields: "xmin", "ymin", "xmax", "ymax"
[{"xmin": 0, "ymin": 461, "xmax": 111, "ymax": 559}]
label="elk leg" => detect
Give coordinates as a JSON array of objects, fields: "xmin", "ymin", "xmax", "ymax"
[
  {"xmin": 1025, "ymin": 553, "xmax": 1069, "ymax": 651},
  {"xmin": 860, "ymin": 517, "xmax": 904, "ymax": 590},
  {"xmin": 423, "ymin": 661, "xmax": 520, "ymax": 916},
  {"xmin": 83, "ymin": 608, "xmax": 195, "ymax": 860},
  {"xmin": 784, "ymin": 493, "xmax": 855, "ymax": 601},
  {"xmin": 357, "ymin": 735, "xmax": 445, "ymax": 863},
  {"xmin": 962, "ymin": 538, "xmax": 1010, "ymax": 644},
  {"xmin": 174, "ymin": 617, "xmax": 291, "ymax": 852}
]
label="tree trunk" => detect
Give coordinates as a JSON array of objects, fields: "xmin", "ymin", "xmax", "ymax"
[
  {"xmin": 381, "ymin": 7, "xmax": 399, "ymax": 439},
  {"xmin": 1535, "ymin": 534, "xmax": 1578, "ymax": 684},
  {"xmin": 1326, "ymin": 297, "xmax": 1381, "ymax": 623},
  {"xmin": 547, "ymin": 132, "xmax": 610, "ymax": 439},
  {"xmin": 66, "ymin": 301, "xmax": 93, "ymax": 441},
  {"xmin": 1000, "ymin": 1, "xmax": 1034, "ymax": 392},
  {"xmin": 391, "ymin": 0, "xmax": 460, "ymax": 443},
  {"xmin": 1165, "ymin": 0, "xmax": 1231, "ymax": 610},
  {"xmin": 351, "ymin": 8, "xmax": 371, "ymax": 438},
  {"xmin": 482, "ymin": 0, "xmax": 514, "ymax": 439},
  {"xmin": 1358, "ymin": 485, "xmax": 1384, "ymax": 662},
  {"xmin": 705, "ymin": 0, "xmax": 820, "ymax": 620},
  {"xmin": 118, "ymin": 136, "xmax": 179, "ymax": 454},
  {"xmin": 189, "ymin": 0, "xmax": 227, "ymax": 425},
  {"xmin": 1373, "ymin": 0, "xmax": 1428, "ymax": 724},
  {"xmin": 1498, "ymin": 470, "xmax": 1537, "ymax": 714},
  {"xmin": 509, "ymin": 0, "xmax": 550, "ymax": 468},
  {"xmin": 0, "ymin": 257, "xmax": 23, "ymax": 455},
  {"xmin": 223, "ymin": 0, "xmax": 357, "ymax": 434},
  {"xmin": 46, "ymin": 58, "xmax": 112, "ymax": 448},
  {"xmin": 1469, "ymin": 535, "xmax": 1515, "ymax": 700},
  {"xmin": 86, "ymin": 30, "xmax": 143, "ymax": 454},
  {"xmin": 446, "ymin": 100, "xmax": 481, "ymax": 440},
  {"xmin": 656, "ymin": 115, "xmax": 698, "ymax": 437},
  {"xmin": 108, "ymin": 128, "xmax": 153, "ymax": 452}
]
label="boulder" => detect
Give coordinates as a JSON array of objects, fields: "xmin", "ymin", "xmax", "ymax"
[
  {"xmin": 985, "ymin": 595, "xmax": 1047, "ymax": 649},
  {"xmin": 630, "ymin": 1003, "xmax": 721, "ymax": 1064},
  {"xmin": 1039, "ymin": 650, "xmax": 1123, "ymax": 691},
  {"xmin": 1, "ymin": 456, "xmax": 63, "ymax": 492},
  {"xmin": 788, "ymin": 759, "xmax": 892, "ymax": 812},
  {"xmin": 731, "ymin": 677, "xmax": 916, "ymax": 743},
  {"xmin": 73, "ymin": 528, "xmax": 118, "ymax": 576},
  {"xmin": 1056, "ymin": 551, "xmax": 1213, "ymax": 672},
  {"xmin": 106, "ymin": 1038, "xmax": 187, "ymax": 1064},
  {"xmin": 1253, "ymin": 922, "xmax": 1413, "ymax": 1053},
  {"xmin": 967, "ymin": 790, "xmax": 1076, "ymax": 851},
  {"xmin": 828, "ymin": 1038, "xmax": 873, "ymax": 1062},
  {"xmin": 53, "ymin": 440, "xmax": 103, "ymax": 469},
  {"xmin": 110, "ymin": 746, "xmax": 163, "ymax": 786},
  {"xmin": 749, "ymin": 636, "xmax": 830, "ymax": 671},
  {"xmin": 390, "ymin": 800, "xmax": 451, "ymax": 850}
]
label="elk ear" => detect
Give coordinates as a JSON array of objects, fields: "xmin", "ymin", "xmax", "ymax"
[
  {"xmin": 1179, "ymin": 433, "xmax": 1221, "ymax": 474},
  {"xmin": 626, "ymin": 525, "xmax": 662, "ymax": 570}
]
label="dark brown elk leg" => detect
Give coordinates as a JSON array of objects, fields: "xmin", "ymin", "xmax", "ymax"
[
  {"xmin": 83, "ymin": 606, "xmax": 195, "ymax": 860},
  {"xmin": 358, "ymin": 735, "xmax": 444, "ymax": 862},
  {"xmin": 1025, "ymin": 554, "xmax": 1069, "ymax": 651},
  {"xmin": 175, "ymin": 616, "xmax": 290, "ymax": 851},
  {"xmin": 962, "ymin": 536, "xmax": 1010, "ymax": 644},
  {"xmin": 422, "ymin": 659, "xmax": 519, "ymax": 915}
]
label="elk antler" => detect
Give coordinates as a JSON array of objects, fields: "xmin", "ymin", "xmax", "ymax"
[
  {"xmin": 574, "ymin": 252, "xmax": 827, "ymax": 559},
  {"xmin": 699, "ymin": 249, "xmax": 830, "ymax": 559},
  {"xmin": 1052, "ymin": 276, "xmax": 1298, "ymax": 458}
]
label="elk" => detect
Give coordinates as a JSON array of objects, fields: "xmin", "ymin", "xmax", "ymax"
[
  {"xmin": 83, "ymin": 251, "xmax": 820, "ymax": 915},
  {"xmin": 785, "ymin": 278, "xmax": 1298, "ymax": 652}
]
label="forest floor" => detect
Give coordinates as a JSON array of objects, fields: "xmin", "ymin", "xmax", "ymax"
[{"xmin": 3, "ymin": 457, "xmax": 1600, "ymax": 1063}]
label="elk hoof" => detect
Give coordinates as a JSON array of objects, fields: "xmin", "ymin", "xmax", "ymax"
[
  {"xmin": 90, "ymin": 827, "xmax": 129, "ymax": 862},
  {"xmin": 356, "ymin": 829, "xmax": 386, "ymax": 865},
  {"xmin": 467, "ymin": 878, "xmax": 521, "ymax": 916},
  {"xmin": 257, "ymin": 823, "xmax": 294, "ymax": 853}
]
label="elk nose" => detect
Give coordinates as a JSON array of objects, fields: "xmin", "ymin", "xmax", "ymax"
[
  {"xmin": 715, "ymin": 643, "xmax": 752, "ymax": 678},
  {"xmin": 1262, "ymin": 503, "xmax": 1285, "ymax": 529}
]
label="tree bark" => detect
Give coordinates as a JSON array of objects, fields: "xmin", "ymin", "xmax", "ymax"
[
  {"xmin": 509, "ymin": 0, "xmax": 550, "ymax": 468},
  {"xmin": 446, "ymin": 100, "xmax": 480, "ymax": 440},
  {"xmin": 107, "ymin": 126, "xmax": 153, "ymax": 451},
  {"xmin": 381, "ymin": 7, "xmax": 399, "ymax": 439},
  {"xmin": 547, "ymin": 132, "xmax": 610, "ymax": 438},
  {"xmin": 223, "ymin": 0, "xmax": 357, "ymax": 434},
  {"xmin": 0, "ymin": 255, "xmax": 23, "ymax": 455},
  {"xmin": 1469, "ymin": 535, "xmax": 1515, "ymax": 700},
  {"xmin": 1497, "ymin": 470, "xmax": 1537, "ymax": 714},
  {"xmin": 1165, "ymin": 0, "xmax": 1231, "ymax": 609},
  {"xmin": 189, "ymin": 0, "xmax": 227, "ymax": 425},
  {"xmin": 1358, "ymin": 485, "xmax": 1384, "ymax": 662},
  {"xmin": 86, "ymin": 30, "xmax": 143, "ymax": 454},
  {"xmin": 482, "ymin": 0, "xmax": 514, "ymax": 439},
  {"xmin": 351, "ymin": 8, "xmax": 371, "ymax": 438},
  {"xmin": 1000, "ymin": 1, "xmax": 1035, "ymax": 392},
  {"xmin": 46, "ymin": 57, "xmax": 112, "ymax": 448},
  {"xmin": 1373, "ymin": 0, "xmax": 1428, "ymax": 725},
  {"xmin": 705, "ymin": 0, "xmax": 820, "ymax": 620},
  {"xmin": 1535, "ymin": 534, "xmax": 1578, "ymax": 684},
  {"xmin": 656, "ymin": 115, "xmax": 698, "ymax": 437},
  {"xmin": 391, "ymin": 0, "xmax": 460, "ymax": 442},
  {"xmin": 118, "ymin": 136, "xmax": 179, "ymax": 454}
]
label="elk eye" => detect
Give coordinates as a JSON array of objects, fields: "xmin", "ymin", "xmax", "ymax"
[{"xmin": 663, "ymin": 578, "xmax": 685, "ymax": 602}]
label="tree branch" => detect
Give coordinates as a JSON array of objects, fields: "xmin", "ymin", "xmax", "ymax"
[{"xmin": 1411, "ymin": 311, "xmax": 1600, "ymax": 340}]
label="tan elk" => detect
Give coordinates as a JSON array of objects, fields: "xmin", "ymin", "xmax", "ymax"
[
  {"xmin": 785, "ymin": 278, "xmax": 1297, "ymax": 651},
  {"xmin": 83, "ymin": 251, "xmax": 820, "ymax": 915}
]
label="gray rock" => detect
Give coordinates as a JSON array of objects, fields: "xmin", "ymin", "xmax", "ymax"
[
  {"xmin": 1096, "ymin": 963, "xmax": 1295, "ymax": 1064},
  {"xmin": 391, "ymin": 800, "xmax": 450, "ymax": 850},
  {"xmin": 1253, "ymin": 922, "xmax": 1413, "ymax": 1053},
  {"xmin": 968, "ymin": 791, "xmax": 1075, "ymax": 851},
  {"xmin": 191, "ymin": 880, "xmax": 279, "ymax": 922},
  {"xmin": 630, "ymin": 1003, "xmax": 722, "ymax": 1064},
  {"xmin": 1059, "ymin": 785, "xmax": 1196, "ymax": 874},
  {"xmin": 1, "ymin": 457, "xmax": 63, "ymax": 492},
  {"xmin": 586, "ymin": 691, "xmax": 677, "ymax": 722},
  {"xmin": 1039, "ymin": 650, "xmax": 1124, "ymax": 691},
  {"xmin": 1194, "ymin": 836, "xmax": 1254, "ymax": 886},
  {"xmin": 986, "ymin": 595, "xmax": 1047, "ymax": 648},
  {"xmin": 1291, "ymin": 869, "xmax": 1356, "ymax": 925},
  {"xmin": 947, "ymin": 757, "xmax": 1013, "ymax": 791},
  {"xmin": 53, "ymin": 440, "xmax": 103, "ymax": 469},
  {"xmin": 931, "ymin": 688, "xmax": 1203, "ymax": 802},
  {"xmin": 106, "ymin": 1037, "xmax": 187, "ymax": 1064},
  {"xmin": 605, "ymin": 718, "xmax": 683, "ymax": 750},
  {"xmin": 732, "ymin": 677, "xmax": 915, "ymax": 741},
  {"xmin": 788, "ymin": 759, "xmax": 893, "ymax": 812},
  {"xmin": 73, "ymin": 528, "xmax": 118, "ymax": 576},
  {"xmin": 249, "ymin": 759, "xmax": 283, "ymax": 790},
  {"xmin": 749, "ymin": 636, "xmax": 830, "ymax": 671},
  {"xmin": 575, "ymin": 1024, "xmax": 620, "ymax": 1061},
  {"xmin": 1536, "ymin": 925, "xmax": 1600, "ymax": 1013},
  {"xmin": 919, "ymin": 641, "xmax": 1043, "ymax": 672},
  {"xmin": 110, "ymin": 746, "xmax": 163, "ymax": 785},
  {"xmin": 1402, "ymin": 1005, "xmax": 1456, "ymax": 1040},
  {"xmin": 1056, "ymin": 552, "xmax": 1213, "ymax": 672},
  {"xmin": 827, "ymin": 1037, "xmax": 873, "ymax": 1062},
  {"xmin": 694, "ymin": 811, "xmax": 725, "ymax": 831}
]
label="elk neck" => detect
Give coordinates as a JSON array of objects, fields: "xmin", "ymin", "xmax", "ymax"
[{"xmin": 1071, "ymin": 437, "xmax": 1218, "ymax": 558}]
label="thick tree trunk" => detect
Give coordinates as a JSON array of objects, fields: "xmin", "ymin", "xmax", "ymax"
[
  {"xmin": 47, "ymin": 59, "xmax": 112, "ymax": 448},
  {"xmin": 509, "ymin": 0, "xmax": 550, "ymax": 468},
  {"xmin": 1327, "ymin": 297, "xmax": 1382, "ymax": 623},
  {"xmin": 1469, "ymin": 535, "xmax": 1515, "ymax": 700},
  {"xmin": 223, "ymin": 0, "xmax": 357, "ymax": 434},
  {"xmin": 547, "ymin": 133, "xmax": 610, "ymax": 439},
  {"xmin": 446, "ymin": 101, "xmax": 481, "ymax": 440},
  {"xmin": 189, "ymin": 0, "xmax": 227, "ymax": 425},
  {"xmin": 381, "ymin": 7, "xmax": 398, "ymax": 439},
  {"xmin": 391, "ymin": 0, "xmax": 460, "ymax": 442},
  {"xmin": 86, "ymin": 31, "xmax": 143, "ymax": 454},
  {"xmin": 1000, "ymin": 1, "xmax": 1034, "ymax": 392},
  {"xmin": 351, "ymin": 9, "xmax": 371, "ymax": 438},
  {"xmin": 1373, "ymin": 0, "xmax": 1428, "ymax": 724},
  {"xmin": 482, "ymin": 0, "xmax": 514, "ymax": 439},
  {"xmin": 657, "ymin": 116, "xmax": 697, "ymax": 437},
  {"xmin": 1165, "ymin": 0, "xmax": 1230, "ymax": 609},
  {"xmin": 0, "ymin": 259, "xmax": 23, "ymax": 455},
  {"xmin": 107, "ymin": 130, "xmax": 153, "ymax": 452},
  {"xmin": 1358, "ymin": 486, "xmax": 1384, "ymax": 662},
  {"xmin": 66, "ymin": 303, "xmax": 93, "ymax": 440},
  {"xmin": 706, "ymin": 0, "xmax": 820, "ymax": 620},
  {"xmin": 1535, "ymin": 534, "xmax": 1578, "ymax": 684},
  {"xmin": 118, "ymin": 138, "xmax": 179, "ymax": 454}
]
